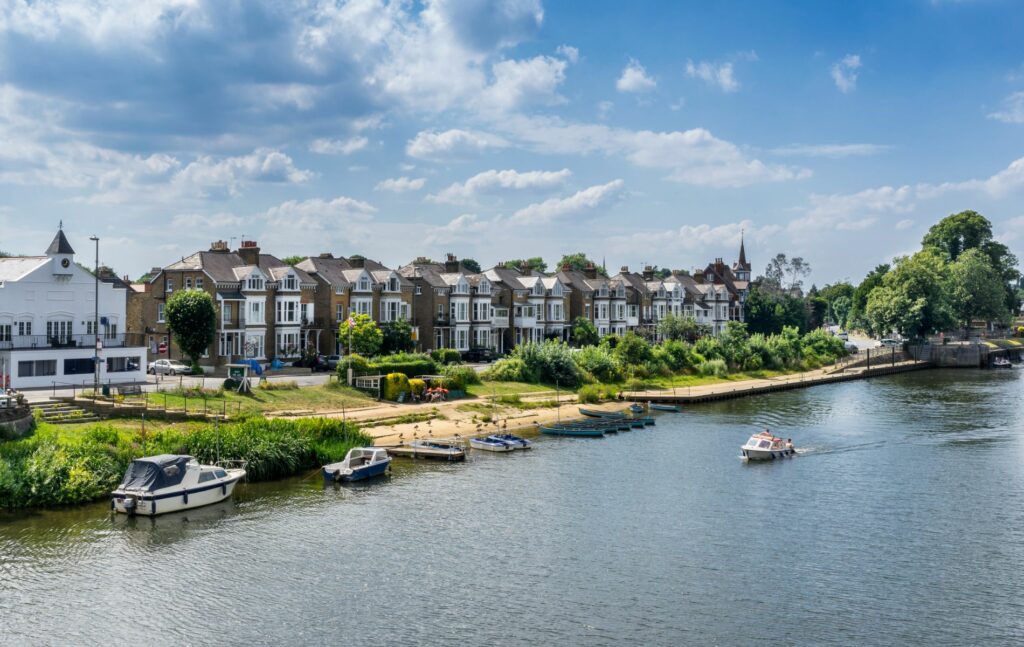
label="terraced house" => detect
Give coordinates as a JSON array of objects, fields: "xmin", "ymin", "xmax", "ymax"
[
  {"xmin": 296, "ymin": 254, "xmax": 414, "ymax": 355},
  {"xmin": 134, "ymin": 240, "xmax": 318, "ymax": 368},
  {"xmin": 399, "ymin": 255, "xmax": 497, "ymax": 353}
]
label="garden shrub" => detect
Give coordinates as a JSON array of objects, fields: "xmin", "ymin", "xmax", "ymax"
[
  {"xmin": 572, "ymin": 345, "xmax": 623, "ymax": 383},
  {"xmin": 483, "ymin": 357, "xmax": 533, "ymax": 382},
  {"xmin": 696, "ymin": 359, "xmax": 728, "ymax": 377},
  {"xmin": 382, "ymin": 373, "xmax": 410, "ymax": 401},
  {"xmin": 441, "ymin": 364, "xmax": 480, "ymax": 390},
  {"xmin": 369, "ymin": 353, "xmax": 438, "ymax": 378},
  {"xmin": 337, "ymin": 353, "xmax": 370, "ymax": 377},
  {"xmin": 430, "ymin": 348, "xmax": 463, "ymax": 365},
  {"xmin": 577, "ymin": 384, "xmax": 612, "ymax": 404},
  {"xmin": 408, "ymin": 379, "xmax": 426, "ymax": 397},
  {"xmin": 511, "ymin": 341, "xmax": 583, "ymax": 387}
]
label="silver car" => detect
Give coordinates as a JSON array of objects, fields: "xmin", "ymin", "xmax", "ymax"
[{"xmin": 148, "ymin": 359, "xmax": 193, "ymax": 375}]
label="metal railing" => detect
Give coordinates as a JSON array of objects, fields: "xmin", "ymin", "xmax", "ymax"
[{"xmin": 0, "ymin": 333, "xmax": 141, "ymax": 350}]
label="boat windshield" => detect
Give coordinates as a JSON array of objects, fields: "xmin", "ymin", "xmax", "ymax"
[{"xmin": 758, "ymin": 440, "xmax": 772, "ymax": 448}]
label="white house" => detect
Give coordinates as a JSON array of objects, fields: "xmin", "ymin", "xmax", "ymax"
[{"xmin": 0, "ymin": 227, "xmax": 146, "ymax": 389}]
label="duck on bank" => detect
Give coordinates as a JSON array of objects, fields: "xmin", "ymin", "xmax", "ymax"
[{"xmin": 111, "ymin": 455, "xmax": 246, "ymax": 516}]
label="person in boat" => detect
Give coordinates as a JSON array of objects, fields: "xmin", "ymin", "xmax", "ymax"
[{"xmin": 785, "ymin": 438, "xmax": 794, "ymax": 450}]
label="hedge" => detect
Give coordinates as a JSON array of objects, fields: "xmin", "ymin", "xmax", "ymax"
[{"xmin": 382, "ymin": 373, "xmax": 410, "ymax": 401}]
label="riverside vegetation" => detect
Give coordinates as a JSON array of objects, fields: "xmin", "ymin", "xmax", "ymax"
[{"xmin": 0, "ymin": 416, "xmax": 370, "ymax": 510}]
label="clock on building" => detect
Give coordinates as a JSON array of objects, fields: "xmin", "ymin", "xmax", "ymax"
[{"xmin": 60, "ymin": 258, "xmax": 70, "ymax": 268}]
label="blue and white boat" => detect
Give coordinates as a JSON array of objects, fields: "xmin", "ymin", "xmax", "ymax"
[
  {"xmin": 111, "ymin": 455, "xmax": 246, "ymax": 516},
  {"xmin": 469, "ymin": 436, "xmax": 517, "ymax": 452},
  {"xmin": 322, "ymin": 447, "xmax": 392, "ymax": 482},
  {"xmin": 629, "ymin": 403, "xmax": 645, "ymax": 414},
  {"xmin": 489, "ymin": 433, "xmax": 532, "ymax": 449}
]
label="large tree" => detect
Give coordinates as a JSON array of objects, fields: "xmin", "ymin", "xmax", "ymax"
[
  {"xmin": 763, "ymin": 253, "xmax": 811, "ymax": 293},
  {"xmin": 557, "ymin": 252, "xmax": 607, "ymax": 276},
  {"xmin": 947, "ymin": 248, "xmax": 1011, "ymax": 329},
  {"xmin": 745, "ymin": 283, "xmax": 808, "ymax": 334},
  {"xmin": 570, "ymin": 316, "xmax": 599, "ymax": 347},
  {"xmin": 849, "ymin": 264, "xmax": 889, "ymax": 330},
  {"xmin": 503, "ymin": 257, "xmax": 548, "ymax": 273},
  {"xmin": 657, "ymin": 312, "xmax": 699, "ymax": 341},
  {"xmin": 460, "ymin": 258, "xmax": 482, "ymax": 273},
  {"xmin": 339, "ymin": 313, "xmax": 383, "ymax": 356},
  {"xmin": 865, "ymin": 250, "xmax": 952, "ymax": 339},
  {"xmin": 164, "ymin": 290, "xmax": 217, "ymax": 369},
  {"xmin": 381, "ymin": 319, "xmax": 416, "ymax": 354}
]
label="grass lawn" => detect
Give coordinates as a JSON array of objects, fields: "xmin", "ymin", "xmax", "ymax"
[
  {"xmin": 465, "ymin": 380, "xmax": 558, "ymax": 397},
  {"xmin": 141, "ymin": 382, "xmax": 376, "ymax": 415}
]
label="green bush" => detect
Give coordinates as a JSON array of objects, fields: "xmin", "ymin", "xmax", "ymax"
[
  {"xmin": 441, "ymin": 364, "xmax": 480, "ymax": 390},
  {"xmin": 258, "ymin": 380, "xmax": 298, "ymax": 391},
  {"xmin": 483, "ymin": 357, "xmax": 533, "ymax": 382},
  {"xmin": 408, "ymin": 378, "xmax": 426, "ymax": 397},
  {"xmin": 430, "ymin": 348, "xmax": 463, "ymax": 365},
  {"xmin": 382, "ymin": 373, "xmax": 410, "ymax": 401},
  {"xmin": 572, "ymin": 345, "xmax": 623, "ymax": 383},
  {"xmin": 369, "ymin": 353, "xmax": 438, "ymax": 378},
  {"xmin": 337, "ymin": 353, "xmax": 370, "ymax": 377},
  {"xmin": 511, "ymin": 341, "xmax": 584, "ymax": 387},
  {"xmin": 577, "ymin": 384, "xmax": 616, "ymax": 404},
  {"xmin": 697, "ymin": 359, "xmax": 728, "ymax": 377},
  {"xmin": 614, "ymin": 332, "xmax": 654, "ymax": 366}
]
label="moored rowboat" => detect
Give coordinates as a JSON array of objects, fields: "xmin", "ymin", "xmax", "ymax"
[{"xmin": 649, "ymin": 404, "xmax": 680, "ymax": 412}]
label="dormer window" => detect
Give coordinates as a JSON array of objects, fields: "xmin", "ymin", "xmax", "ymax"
[
  {"xmin": 479, "ymin": 280, "xmax": 490, "ymax": 295},
  {"xmin": 358, "ymin": 276, "xmax": 371, "ymax": 291},
  {"xmin": 617, "ymin": 286, "xmax": 625, "ymax": 298},
  {"xmin": 533, "ymin": 284, "xmax": 543, "ymax": 296},
  {"xmin": 598, "ymin": 286, "xmax": 608, "ymax": 297},
  {"xmin": 388, "ymin": 277, "xmax": 399, "ymax": 292}
]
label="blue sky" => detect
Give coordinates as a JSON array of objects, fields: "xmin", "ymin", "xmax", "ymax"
[{"xmin": 1, "ymin": 0, "xmax": 1023, "ymax": 285}]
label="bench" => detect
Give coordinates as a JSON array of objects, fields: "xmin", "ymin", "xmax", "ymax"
[{"xmin": 118, "ymin": 384, "xmax": 144, "ymax": 397}]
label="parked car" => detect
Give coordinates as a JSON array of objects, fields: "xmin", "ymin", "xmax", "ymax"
[
  {"xmin": 879, "ymin": 338, "xmax": 902, "ymax": 348},
  {"xmin": 312, "ymin": 355, "xmax": 332, "ymax": 372},
  {"xmin": 844, "ymin": 342, "xmax": 859, "ymax": 353},
  {"xmin": 148, "ymin": 359, "xmax": 192, "ymax": 375},
  {"xmin": 463, "ymin": 347, "xmax": 495, "ymax": 362},
  {"xmin": 836, "ymin": 331, "xmax": 849, "ymax": 341},
  {"xmin": 325, "ymin": 355, "xmax": 342, "ymax": 369}
]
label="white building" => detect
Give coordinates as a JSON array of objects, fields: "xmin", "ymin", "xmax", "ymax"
[{"xmin": 0, "ymin": 227, "xmax": 146, "ymax": 389}]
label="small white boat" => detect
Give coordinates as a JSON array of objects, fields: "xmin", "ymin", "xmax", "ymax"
[
  {"xmin": 741, "ymin": 432, "xmax": 796, "ymax": 461},
  {"xmin": 387, "ymin": 440, "xmax": 466, "ymax": 461},
  {"xmin": 111, "ymin": 455, "xmax": 245, "ymax": 516},
  {"xmin": 490, "ymin": 433, "xmax": 532, "ymax": 449},
  {"xmin": 322, "ymin": 447, "xmax": 392, "ymax": 482},
  {"xmin": 469, "ymin": 436, "xmax": 517, "ymax": 452},
  {"xmin": 993, "ymin": 357, "xmax": 1013, "ymax": 368}
]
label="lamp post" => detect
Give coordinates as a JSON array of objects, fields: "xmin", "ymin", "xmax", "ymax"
[{"xmin": 89, "ymin": 236, "xmax": 100, "ymax": 397}]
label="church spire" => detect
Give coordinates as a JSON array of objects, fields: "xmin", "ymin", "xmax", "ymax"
[{"xmin": 738, "ymin": 229, "xmax": 748, "ymax": 269}]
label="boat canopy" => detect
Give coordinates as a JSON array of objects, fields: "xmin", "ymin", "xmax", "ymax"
[{"xmin": 118, "ymin": 455, "xmax": 193, "ymax": 491}]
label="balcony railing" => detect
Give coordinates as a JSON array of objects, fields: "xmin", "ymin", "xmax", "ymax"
[
  {"xmin": 0, "ymin": 333, "xmax": 142, "ymax": 350},
  {"xmin": 221, "ymin": 316, "xmax": 247, "ymax": 328}
]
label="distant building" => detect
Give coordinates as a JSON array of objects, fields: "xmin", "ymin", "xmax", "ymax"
[{"xmin": 0, "ymin": 226, "xmax": 146, "ymax": 389}]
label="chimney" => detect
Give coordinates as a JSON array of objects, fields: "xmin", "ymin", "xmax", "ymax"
[
  {"xmin": 209, "ymin": 240, "xmax": 229, "ymax": 253},
  {"xmin": 583, "ymin": 263, "xmax": 597, "ymax": 279},
  {"xmin": 444, "ymin": 253, "xmax": 460, "ymax": 274},
  {"xmin": 318, "ymin": 252, "xmax": 334, "ymax": 259},
  {"xmin": 642, "ymin": 265, "xmax": 654, "ymax": 281},
  {"xmin": 620, "ymin": 265, "xmax": 629, "ymax": 274},
  {"xmin": 518, "ymin": 261, "xmax": 530, "ymax": 275},
  {"xmin": 561, "ymin": 263, "xmax": 571, "ymax": 272},
  {"xmin": 348, "ymin": 256, "xmax": 365, "ymax": 268},
  {"xmin": 237, "ymin": 240, "xmax": 260, "ymax": 265},
  {"xmin": 415, "ymin": 256, "xmax": 430, "ymax": 264}
]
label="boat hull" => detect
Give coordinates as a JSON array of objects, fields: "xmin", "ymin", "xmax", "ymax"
[
  {"xmin": 579, "ymin": 408, "xmax": 626, "ymax": 419},
  {"xmin": 741, "ymin": 447, "xmax": 796, "ymax": 461},
  {"xmin": 540, "ymin": 426, "xmax": 605, "ymax": 437},
  {"xmin": 649, "ymin": 404, "xmax": 680, "ymax": 412},
  {"xmin": 469, "ymin": 439, "xmax": 516, "ymax": 452},
  {"xmin": 111, "ymin": 474, "xmax": 243, "ymax": 516}
]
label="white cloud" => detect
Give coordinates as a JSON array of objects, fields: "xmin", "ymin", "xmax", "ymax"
[
  {"xmin": 597, "ymin": 100, "xmax": 613, "ymax": 119},
  {"xmin": 792, "ymin": 185, "xmax": 915, "ymax": 232},
  {"xmin": 614, "ymin": 219, "xmax": 779, "ymax": 257},
  {"xmin": 425, "ymin": 213, "xmax": 494, "ymax": 245},
  {"xmin": 375, "ymin": 176, "xmax": 426, "ymax": 193},
  {"xmin": 996, "ymin": 215, "xmax": 1024, "ymax": 243},
  {"xmin": 685, "ymin": 60, "xmax": 738, "ymax": 92},
  {"xmin": 406, "ymin": 128, "xmax": 509, "ymax": 160},
  {"xmin": 170, "ymin": 212, "xmax": 245, "ymax": 229},
  {"xmin": 478, "ymin": 54, "xmax": 570, "ymax": 111},
  {"xmin": 555, "ymin": 44, "xmax": 579, "ymax": 64},
  {"xmin": 831, "ymin": 54, "xmax": 861, "ymax": 93},
  {"xmin": 171, "ymin": 148, "xmax": 313, "ymax": 198},
  {"xmin": 616, "ymin": 59, "xmax": 656, "ymax": 93},
  {"xmin": 491, "ymin": 114, "xmax": 810, "ymax": 187},
  {"xmin": 309, "ymin": 136, "xmax": 369, "ymax": 155},
  {"xmin": 427, "ymin": 168, "xmax": 571, "ymax": 204},
  {"xmin": 770, "ymin": 143, "xmax": 891, "ymax": 158},
  {"xmin": 510, "ymin": 179, "xmax": 624, "ymax": 224},
  {"xmin": 988, "ymin": 91, "xmax": 1024, "ymax": 124},
  {"xmin": 895, "ymin": 219, "xmax": 914, "ymax": 230},
  {"xmin": 261, "ymin": 195, "xmax": 378, "ymax": 250}
]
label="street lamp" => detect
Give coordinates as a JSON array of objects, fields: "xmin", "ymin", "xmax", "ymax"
[{"xmin": 89, "ymin": 236, "xmax": 99, "ymax": 397}]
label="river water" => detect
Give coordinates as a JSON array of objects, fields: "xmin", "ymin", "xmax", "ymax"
[{"xmin": 2, "ymin": 369, "xmax": 1024, "ymax": 646}]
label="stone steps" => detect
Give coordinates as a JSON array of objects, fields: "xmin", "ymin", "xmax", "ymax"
[{"xmin": 30, "ymin": 400, "xmax": 101, "ymax": 425}]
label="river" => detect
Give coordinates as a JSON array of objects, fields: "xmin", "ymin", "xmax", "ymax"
[{"xmin": 2, "ymin": 369, "xmax": 1023, "ymax": 645}]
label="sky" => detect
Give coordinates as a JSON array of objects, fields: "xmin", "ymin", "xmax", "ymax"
[{"xmin": 1, "ymin": 0, "xmax": 1023, "ymax": 286}]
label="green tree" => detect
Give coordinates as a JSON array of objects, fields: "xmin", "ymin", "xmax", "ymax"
[
  {"xmin": 947, "ymin": 248, "xmax": 1011, "ymax": 329},
  {"xmin": 849, "ymin": 264, "xmax": 890, "ymax": 330},
  {"xmin": 922, "ymin": 210, "xmax": 994, "ymax": 262},
  {"xmin": 164, "ymin": 290, "xmax": 216, "ymax": 369},
  {"xmin": 764, "ymin": 253, "xmax": 811, "ymax": 293},
  {"xmin": 380, "ymin": 319, "xmax": 415, "ymax": 354},
  {"xmin": 718, "ymin": 321, "xmax": 751, "ymax": 368},
  {"xmin": 830, "ymin": 295, "xmax": 852, "ymax": 329},
  {"xmin": 557, "ymin": 252, "xmax": 607, "ymax": 277},
  {"xmin": 570, "ymin": 316, "xmax": 600, "ymax": 347},
  {"xmin": 281, "ymin": 255, "xmax": 305, "ymax": 266},
  {"xmin": 613, "ymin": 332, "xmax": 653, "ymax": 366},
  {"xmin": 503, "ymin": 257, "xmax": 548, "ymax": 273},
  {"xmin": 745, "ymin": 284, "xmax": 807, "ymax": 334},
  {"xmin": 865, "ymin": 250, "xmax": 952, "ymax": 339},
  {"xmin": 657, "ymin": 312, "xmax": 699, "ymax": 341},
  {"xmin": 460, "ymin": 258, "xmax": 482, "ymax": 273},
  {"xmin": 339, "ymin": 313, "xmax": 383, "ymax": 357}
]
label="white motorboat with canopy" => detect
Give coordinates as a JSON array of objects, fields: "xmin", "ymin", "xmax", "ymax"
[
  {"xmin": 741, "ymin": 432, "xmax": 796, "ymax": 461},
  {"xmin": 111, "ymin": 455, "xmax": 246, "ymax": 516}
]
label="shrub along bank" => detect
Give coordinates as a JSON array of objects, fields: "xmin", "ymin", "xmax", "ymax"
[
  {"xmin": 483, "ymin": 322, "xmax": 848, "ymax": 390},
  {"xmin": 0, "ymin": 417, "xmax": 370, "ymax": 510}
]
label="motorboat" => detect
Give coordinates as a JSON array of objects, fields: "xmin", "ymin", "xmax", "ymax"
[
  {"xmin": 992, "ymin": 357, "xmax": 1013, "ymax": 368},
  {"xmin": 387, "ymin": 439, "xmax": 466, "ymax": 461},
  {"xmin": 490, "ymin": 433, "xmax": 532, "ymax": 449},
  {"xmin": 649, "ymin": 404, "xmax": 680, "ymax": 412},
  {"xmin": 629, "ymin": 403, "xmax": 645, "ymax": 414},
  {"xmin": 322, "ymin": 447, "xmax": 392, "ymax": 483},
  {"xmin": 740, "ymin": 432, "xmax": 796, "ymax": 461},
  {"xmin": 111, "ymin": 455, "xmax": 245, "ymax": 516},
  {"xmin": 469, "ymin": 436, "xmax": 517, "ymax": 452}
]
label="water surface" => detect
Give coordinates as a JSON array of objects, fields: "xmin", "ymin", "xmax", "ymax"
[{"xmin": 2, "ymin": 369, "xmax": 1023, "ymax": 645}]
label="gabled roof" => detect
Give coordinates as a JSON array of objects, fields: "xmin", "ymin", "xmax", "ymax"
[
  {"xmin": 296, "ymin": 256, "xmax": 354, "ymax": 288},
  {"xmin": 46, "ymin": 229, "xmax": 75, "ymax": 255},
  {"xmin": 0, "ymin": 256, "xmax": 49, "ymax": 282},
  {"xmin": 484, "ymin": 266, "xmax": 528, "ymax": 291}
]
